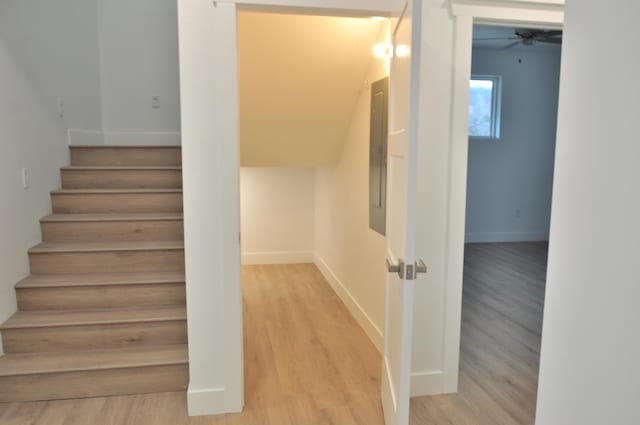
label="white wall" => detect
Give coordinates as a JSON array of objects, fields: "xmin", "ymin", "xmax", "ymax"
[
  {"xmin": 314, "ymin": 25, "xmax": 390, "ymax": 352},
  {"xmin": 0, "ymin": 0, "xmax": 103, "ymax": 131},
  {"xmin": 465, "ymin": 47, "xmax": 561, "ymax": 243},
  {"xmin": 0, "ymin": 0, "xmax": 105, "ymax": 353},
  {"xmin": 535, "ymin": 0, "xmax": 640, "ymax": 423},
  {"xmin": 240, "ymin": 168, "xmax": 315, "ymax": 264},
  {"xmin": 97, "ymin": 0, "xmax": 181, "ymax": 137}
]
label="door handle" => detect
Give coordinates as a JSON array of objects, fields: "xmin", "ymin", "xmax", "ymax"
[
  {"xmin": 386, "ymin": 258, "xmax": 405, "ymax": 279},
  {"xmin": 386, "ymin": 258, "xmax": 427, "ymax": 280}
]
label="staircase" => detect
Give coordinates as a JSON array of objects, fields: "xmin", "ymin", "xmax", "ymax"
[{"xmin": 0, "ymin": 146, "xmax": 188, "ymax": 403}]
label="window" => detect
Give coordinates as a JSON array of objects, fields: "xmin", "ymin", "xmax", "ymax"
[{"xmin": 468, "ymin": 75, "xmax": 502, "ymax": 139}]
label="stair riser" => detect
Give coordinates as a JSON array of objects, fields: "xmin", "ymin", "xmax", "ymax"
[
  {"xmin": 52, "ymin": 193, "xmax": 183, "ymax": 214},
  {"xmin": 62, "ymin": 169, "xmax": 182, "ymax": 189},
  {"xmin": 2, "ymin": 321, "xmax": 187, "ymax": 353},
  {"xmin": 29, "ymin": 250, "xmax": 185, "ymax": 274},
  {"xmin": 71, "ymin": 147, "xmax": 181, "ymax": 167},
  {"xmin": 41, "ymin": 220, "xmax": 184, "ymax": 242},
  {"xmin": 17, "ymin": 284, "xmax": 186, "ymax": 310},
  {"xmin": 0, "ymin": 364, "xmax": 188, "ymax": 402}
]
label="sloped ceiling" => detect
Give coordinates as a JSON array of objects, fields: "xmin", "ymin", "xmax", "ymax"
[{"xmin": 239, "ymin": 12, "xmax": 384, "ymax": 167}]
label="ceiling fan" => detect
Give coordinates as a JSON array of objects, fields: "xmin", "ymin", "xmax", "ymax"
[{"xmin": 475, "ymin": 29, "xmax": 563, "ymax": 48}]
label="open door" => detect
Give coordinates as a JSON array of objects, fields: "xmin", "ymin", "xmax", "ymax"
[{"xmin": 381, "ymin": 1, "xmax": 424, "ymax": 425}]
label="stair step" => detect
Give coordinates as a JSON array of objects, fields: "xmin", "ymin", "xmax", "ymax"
[
  {"xmin": 0, "ymin": 345, "xmax": 188, "ymax": 402},
  {"xmin": 28, "ymin": 241, "xmax": 185, "ymax": 274},
  {"xmin": 16, "ymin": 271, "xmax": 186, "ymax": 288},
  {"xmin": 1, "ymin": 307, "xmax": 187, "ymax": 353},
  {"xmin": 70, "ymin": 146, "xmax": 181, "ymax": 167},
  {"xmin": 41, "ymin": 213, "xmax": 184, "ymax": 222},
  {"xmin": 16, "ymin": 272, "xmax": 186, "ymax": 310},
  {"xmin": 61, "ymin": 166, "xmax": 182, "ymax": 189},
  {"xmin": 51, "ymin": 189, "xmax": 183, "ymax": 214},
  {"xmin": 41, "ymin": 213, "xmax": 184, "ymax": 242}
]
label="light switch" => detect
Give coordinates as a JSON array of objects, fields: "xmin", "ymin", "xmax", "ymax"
[
  {"xmin": 21, "ymin": 168, "xmax": 29, "ymax": 189},
  {"xmin": 152, "ymin": 96, "xmax": 161, "ymax": 109}
]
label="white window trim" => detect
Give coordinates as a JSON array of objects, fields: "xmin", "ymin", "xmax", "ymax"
[{"xmin": 469, "ymin": 74, "xmax": 502, "ymax": 140}]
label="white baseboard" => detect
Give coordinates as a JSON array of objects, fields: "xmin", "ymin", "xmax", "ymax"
[
  {"xmin": 410, "ymin": 370, "xmax": 447, "ymax": 397},
  {"xmin": 187, "ymin": 386, "xmax": 226, "ymax": 416},
  {"xmin": 241, "ymin": 251, "xmax": 314, "ymax": 265},
  {"xmin": 314, "ymin": 253, "xmax": 384, "ymax": 353},
  {"xmin": 465, "ymin": 231, "xmax": 549, "ymax": 243},
  {"xmin": 68, "ymin": 129, "xmax": 181, "ymax": 146}
]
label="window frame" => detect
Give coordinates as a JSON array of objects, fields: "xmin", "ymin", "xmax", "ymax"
[{"xmin": 468, "ymin": 74, "xmax": 502, "ymax": 140}]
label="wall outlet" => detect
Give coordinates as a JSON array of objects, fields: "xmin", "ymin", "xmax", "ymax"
[
  {"xmin": 152, "ymin": 96, "xmax": 161, "ymax": 109},
  {"xmin": 21, "ymin": 168, "xmax": 29, "ymax": 189},
  {"xmin": 515, "ymin": 208, "xmax": 522, "ymax": 218}
]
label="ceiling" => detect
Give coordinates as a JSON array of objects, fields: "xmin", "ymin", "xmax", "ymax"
[
  {"xmin": 473, "ymin": 25, "xmax": 562, "ymax": 51},
  {"xmin": 238, "ymin": 12, "xmax": 384, "ymax": 167}
]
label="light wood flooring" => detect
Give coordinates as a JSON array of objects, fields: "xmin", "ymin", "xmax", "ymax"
[{"xmin": 0, "ymin": 243, "xmax": 547, "ymax": 424}]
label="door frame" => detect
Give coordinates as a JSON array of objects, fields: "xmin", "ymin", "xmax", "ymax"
[
  {"xmin": 442, "ymin": 0, "xmax": 564, "ymax": 394},
  {"xmin": 177, "ymin": 0, "xmax": 398, "ymax": 417}
]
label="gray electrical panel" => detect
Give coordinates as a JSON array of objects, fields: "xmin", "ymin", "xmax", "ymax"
[{"xmin": 369, "ymin": 77, "xmax": 389, "ymax": 235}]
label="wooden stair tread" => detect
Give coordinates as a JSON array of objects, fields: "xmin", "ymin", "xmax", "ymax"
[
  {"xmin": 62, "ymin": 166, "xmax": 182, "ymax": 170},
  {"xmin": 0, "ymin": 345, "xmax": 188, "ymax": 376},
  {"xmin": 29, "ymin": 240, "xmax": 184, "ymax": 254},
  {"xmin": 16, "ymin": 271, "xmax": 185, "ymax": 289},
  {"xmin": 41, "ymin": 213, "xmax": 183, "ymax": 223},
  {"xmin": 52, "ymin": 188, "xmax": 182, "ymax": 194},
  {"xmin": 1, "ymin": 306, "xmax": 186, "ymax": 329}
]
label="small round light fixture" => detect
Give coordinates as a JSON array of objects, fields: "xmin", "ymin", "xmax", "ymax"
[
  {"xmin": 395, "ymin": 45, "xmax": 410, "ymax": 58},
  {"xmin": 373, "ymin": 43, "xmax": 391, "ymax": 58}
]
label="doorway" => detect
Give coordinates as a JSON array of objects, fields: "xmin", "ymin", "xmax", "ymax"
[
  {"xmin": 412, "ymin": 23, "xmax": 562, "ymax": 424},
  {"xmin": 237, "ymin": 10, "xmax": 390, "ymax": 423},
  {"xmin": 460, "ymin": 25, "xmax": 561, "ymax": 423}
]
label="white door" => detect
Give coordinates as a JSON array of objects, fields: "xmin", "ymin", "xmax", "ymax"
[{"xmin": 381, "ymin": 1, "xmax": 423, "ymax": 425}]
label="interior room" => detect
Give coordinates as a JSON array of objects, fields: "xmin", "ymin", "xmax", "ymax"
[
  {"xmin": 409, "ymin": 24, "xmax": 562, "ymax": 424},
  {"xmin": 1, "ymin": 0, "xmax": 638, "ymax": 424}
]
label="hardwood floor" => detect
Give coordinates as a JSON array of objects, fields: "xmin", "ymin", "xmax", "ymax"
[
  {"xmin": 0, "ymin": 263, "xmax": 383, "ymax": 425},
  {"xmin": 410, "ymin": 242, "xmax": 548, "ymax": 425},
  {"xmin": 0, "ymin": 243, "xmax": 547, "ymax": 424}
]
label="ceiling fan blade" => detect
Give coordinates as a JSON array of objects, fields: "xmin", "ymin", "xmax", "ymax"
[
  {"xmin": 502, "ymin": 40, "xmax": 522, "ymax": 50},
  {"xmin": 542, "ymin": 30, "xmax": 563, "ymax": 37},
  {"xmin": 538, "ymin": 38, "xmax": 563, "ymax": 44},
  {"xmin": 473, "ymin": 37, "xmax": 519, "ymax": 41}
]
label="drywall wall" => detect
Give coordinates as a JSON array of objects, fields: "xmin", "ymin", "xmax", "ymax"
[
  {"xmin": 97, "ymin": 0, "xmax": 181, "ymax": 136},
  {"xmin": 314, "ymin": 25, "xmax": 390, "ymax": 352},
  {"xmin": 465, "ymin": 46, "xmax": 561, "ymax": 243},
  {"xmin": 0, "ymin": 0, "xmax": 103, "ymax": 131},
  {"xmin": 177, "ymin": 0, "xmax": 243, "ymax": 415},
  {"xmin": 240, "ymin": 168, "xmax": 315, "ymax": 264},
  {"xmin": 535, "ymin": 0, "xmax": 640, "ymax": 423},
  {"xmin": 0, "ymin": 0, "xmax": 103, "ymax": 353}
]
